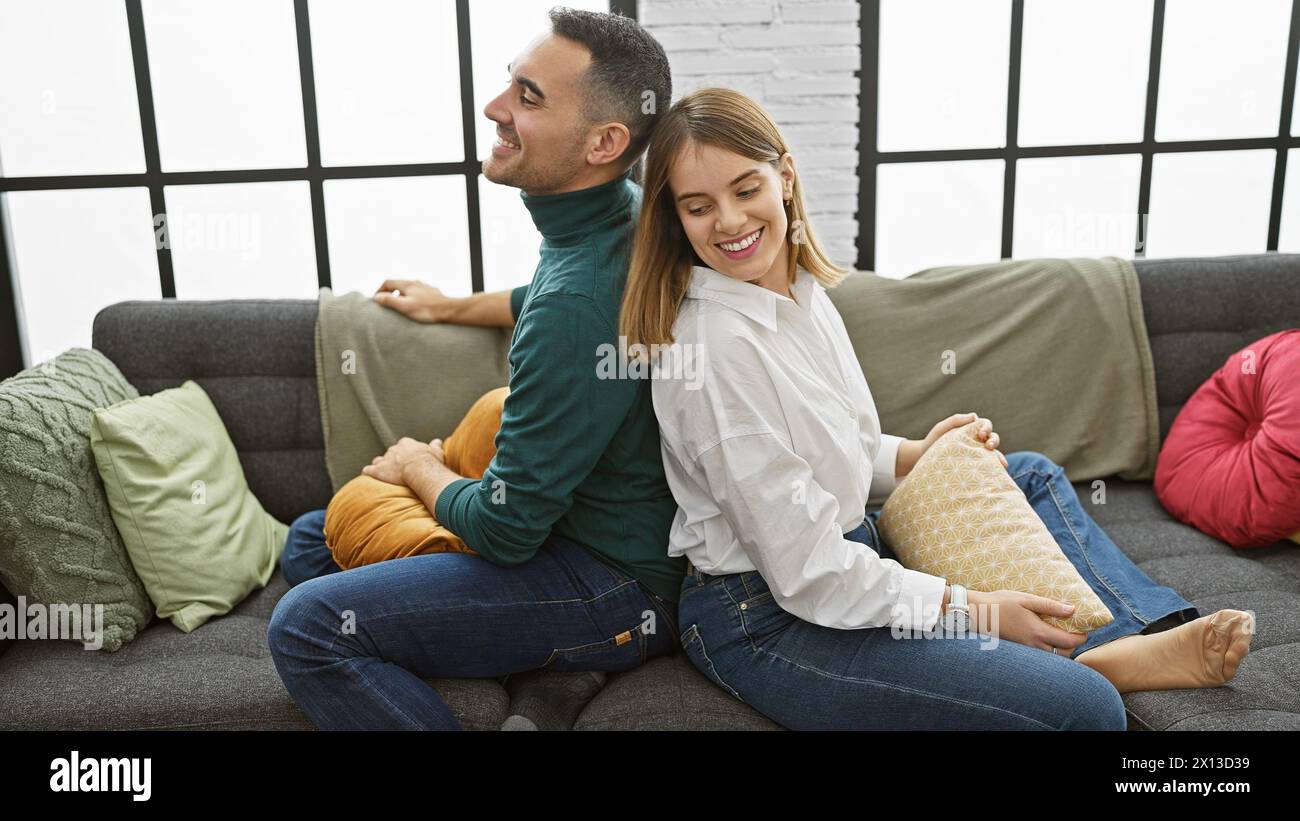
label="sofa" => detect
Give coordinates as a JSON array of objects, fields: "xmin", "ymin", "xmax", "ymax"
[{"xmin": 1, "ymin": 252, "xmax": 1298, "ymax": 731}]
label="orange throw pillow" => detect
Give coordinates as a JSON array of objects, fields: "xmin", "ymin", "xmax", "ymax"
[{"xmin": 324, "ymin": 387, "xmax": 507, "ymax": 569}]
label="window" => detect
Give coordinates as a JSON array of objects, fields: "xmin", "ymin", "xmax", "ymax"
[
  {"xmin": 860, "ymin": 0, "xmax": 1300, "ymax": 278},
  {"xmin": 0, "ymin": 0, "xmax": 631, "ymax": 377}
]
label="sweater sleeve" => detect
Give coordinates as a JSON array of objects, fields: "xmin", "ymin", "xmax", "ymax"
[
  {"xmin": 434, "ymin": 293, "xmax": 632, "ymax": 564},
  {"xmin": 509, "ymin": 283, "xmax": 530, "ymax": 322}
]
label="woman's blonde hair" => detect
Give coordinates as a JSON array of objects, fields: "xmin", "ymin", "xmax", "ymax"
[{"xmin": 618, "ymin": 87, "xmax": 848, "ymax": 348}]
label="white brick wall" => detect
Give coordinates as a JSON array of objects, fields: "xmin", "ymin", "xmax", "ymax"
[{"xmin": 640, "ymin": 0, "xmax": 863, "ymax": 267}]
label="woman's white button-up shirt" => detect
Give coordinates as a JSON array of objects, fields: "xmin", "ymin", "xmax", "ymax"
[{"xmin": 651, "ymin": 264, "xmax": 946, "ymax": 631}]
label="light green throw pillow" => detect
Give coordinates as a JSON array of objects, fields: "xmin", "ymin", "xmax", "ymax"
[{"xmin": 89, "ymin": 380, "xmax": 288, "ymax": 632}]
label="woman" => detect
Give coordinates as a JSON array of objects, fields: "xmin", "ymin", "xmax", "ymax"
[{"xmin": 618, "ymin": 87, "xmax": 1255, "ymax": 730}]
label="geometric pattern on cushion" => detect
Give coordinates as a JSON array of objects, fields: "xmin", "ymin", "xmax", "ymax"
[{"xmin": 877, "ymin": 421, "xmax": 1113, "ymax": 633}]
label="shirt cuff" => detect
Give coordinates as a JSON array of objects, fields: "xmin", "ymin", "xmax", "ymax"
[
  {"xmin": 869, "ymin": 433, "xmax": 906, "ymax": 503},
  {"xmin": 892, "ymin": 568, "xmax": 947, "ymax": 632},
  {"xmin": 433, "ymin": 476, "xmax": 479, "ymax": 528}
]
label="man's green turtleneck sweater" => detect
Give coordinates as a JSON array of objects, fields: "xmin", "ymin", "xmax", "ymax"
[{"xmin": 435, "ymin": 169, "xmax": 684, "ymax": 603}]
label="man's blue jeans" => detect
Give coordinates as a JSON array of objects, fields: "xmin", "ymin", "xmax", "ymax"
[
  {"xmin": 269, "ymin": 521, "xmax": 680, "ymax": 730},
  {"xmin": 677, "ymin": 451, "xmax": 1199, "ymax": 731}
]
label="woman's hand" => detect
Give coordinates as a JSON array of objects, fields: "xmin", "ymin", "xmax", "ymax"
[
  {"xmin": 898, "ymin": 412, "xmax": 1008, "ymax": 476},
  {"xmin": 968, "ymin": 589, "xmax": 1089, "ymax": 655}
]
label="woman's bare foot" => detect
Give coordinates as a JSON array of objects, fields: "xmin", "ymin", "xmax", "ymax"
[{"xmin": 1074, "ymin": 609, "xmax": 1255, "ymax": 694}]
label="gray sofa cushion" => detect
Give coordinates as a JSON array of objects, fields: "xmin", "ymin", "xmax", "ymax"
[
  {"xmin": 0, "ymin": 566, "xmax": 510, "ymax": 730},
  {"xmin": 1064, "ymin": 479, "xmax": 1300, "ymax": 730}
]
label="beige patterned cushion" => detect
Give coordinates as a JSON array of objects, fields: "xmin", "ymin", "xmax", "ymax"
[{"xmin": 877, "ymin": 422, "xmax": 1113, "ymax": 633}]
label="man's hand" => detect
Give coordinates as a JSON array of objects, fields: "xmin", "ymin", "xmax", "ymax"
[
  {"xmin": 373, "ymin": 279, "xmax": 452, "ymax": 323},
  {"xmin": 896, "ymin": 412, "xmax": 1008, "ymax": 477},
  {"xmin": 372, "ymin": 279, "xmax": 519, "ymax": 327},
  {"xmin": 362, "ymin": 437, "xmax": 443, "ymax": 486}
]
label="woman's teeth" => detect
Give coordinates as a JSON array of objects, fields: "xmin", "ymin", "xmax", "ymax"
[{"xmin": 718, "ymin": 228, "xmax": 762, "ymax": 252}]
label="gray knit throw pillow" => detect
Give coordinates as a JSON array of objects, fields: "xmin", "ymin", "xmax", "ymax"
[{"xmin": 0, "ymin": 348, "xmax": 154, "ymax": 651}]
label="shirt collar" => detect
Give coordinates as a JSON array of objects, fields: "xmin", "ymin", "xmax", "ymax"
[
  {"xmin": 519, "ymin": 169, "xmax": 637, "ymax": 240},
  {"xmin": 686, "ymin": 263, "xmax": 816, "ymax": 332}
]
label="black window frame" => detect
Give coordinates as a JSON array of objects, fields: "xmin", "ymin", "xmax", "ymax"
[
  {"xmin": 0, "ymin": 0, "xmax": 635, "ymax": 379},
  {"xmin": 855, "ymin": 0, "xmax": 1300, "ymax": 272}
]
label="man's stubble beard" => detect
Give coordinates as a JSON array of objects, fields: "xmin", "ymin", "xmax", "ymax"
[{"xmin": 481, "ymin": 132, "xmax": 591, "ymax": 195}]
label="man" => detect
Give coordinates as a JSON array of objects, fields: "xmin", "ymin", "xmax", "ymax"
[{"xmin": 268, "ymin": 8, "xmax": 681, "ymax": 731}]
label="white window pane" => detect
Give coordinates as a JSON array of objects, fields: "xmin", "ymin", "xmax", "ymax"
[
  {"xmin": 479, "ymin": 174, "xmax": 540, "ymax": 293},
  {"xmin": 1013, "ymin": 154, "xmax": 1141, "ymax": 259},
  {"xmin": 1279, "ymin": 149, "xmax": 1300, "ymax": 251},
  {"xmin": 143, "ymin": 0, "xmax": 306, "ymax": 171},
  {"xmin": 309, "ymin": 0, "xmax": 463, "ymax": 167},
  {"xmin": 4, "ymin": 188, "xmax": 159, "ymax": 364},
  {"xmin": 875, "ymin": 159, "xmax": 1004, "ymax": 279},
  {"xmin": 1155, "ymin": 0, "xmax": 1291, "ymax": 142},
  {"xmin": 324, "ymin": 175, "xmax": 471, "ymax": 298},
  {"xmin": 0, "ymin": 0, "xmax": 145, "ymax": 176},
  {"xmin": 1018, "ymin": 0, "xmax": 1151, "ymax": 147},
  {"xmin": 1146, "ymin": 150, "xmax": 1275, "ymax": 258},
  {"xmin": 165, "ymin": 181, "xmax": 317, "ymax": 298},
  {"xmin": 469, "ymin": 0, "xmax": 606, "ymax": 162},
  {"xmin": 878, "ymin": 0, "xmax": 1010, "ymax": 152}
]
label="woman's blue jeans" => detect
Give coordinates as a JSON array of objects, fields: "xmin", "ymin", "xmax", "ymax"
[
  {"xmin": 677, "ymin": 451, "xmax": 1199, "ymax": 731},
  {"xmin": 268, "ymin": 520, "xmax": 680, "ymax": 730}
]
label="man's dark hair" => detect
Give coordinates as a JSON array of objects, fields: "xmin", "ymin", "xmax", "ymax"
[{"xmin": 548, "ymin": 6, "xmax": 671, "ymax": 180}]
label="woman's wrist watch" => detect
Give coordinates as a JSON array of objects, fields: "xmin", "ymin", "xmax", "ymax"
[{"xmin": 941, "ymin": 583, "xmax": 971, "ymax": 632}]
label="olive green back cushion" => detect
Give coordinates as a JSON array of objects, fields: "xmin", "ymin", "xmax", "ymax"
[
  {"xmin": 0, "ymin": 348, "xmax": 153, "ymax": 652},
  {"xmin": 90, "ymin": 380, "xmax": 288, "ymax": 633}
]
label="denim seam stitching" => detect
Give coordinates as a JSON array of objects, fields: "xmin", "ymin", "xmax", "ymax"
[
  {"xmin": 348, "ymin": 578, "xmax": 645, "ymax": 621},
  {"xmin": 647, "ymin": 593, "xmax": 680, "ymax": 648},
  {"xmin": 321, "ymin": 625, "xmax": 428, "ymax": 730},
  {"xmin": 747, "ymin": 643, "xmax": 1057, "ymax": 730},
  {"xmin": 682, "ymin": 625, "xmax": 743, "ymax": 701}
]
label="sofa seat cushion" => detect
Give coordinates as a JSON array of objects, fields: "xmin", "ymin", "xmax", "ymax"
[
  {"xmin": 0, "ymin": 569, "xmax": 509, "ymax": 730},
  {"xmin": 575, "ymin": 654, "xmax": 784, "ymax": 730},
  {"xmin": 1067, "ymin": 479, "xmax": 1300, "ymax": 731}
]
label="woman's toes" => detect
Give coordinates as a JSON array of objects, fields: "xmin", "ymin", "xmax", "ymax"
[
  {"xmin": 1205, "ymin": 610, "xmax": 1255, "ymax": 683},
  {"xmin": 1220, "ymin": 613, "xmax": 1255, "ymax": 681}
]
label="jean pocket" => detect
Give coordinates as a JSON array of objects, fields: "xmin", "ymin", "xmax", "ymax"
[
  {"xmin": 541, "ymin": 627, "xmax": 644, "ymax": 672},
  {"xmin": 735, "ymin": 589, "xmax": 794, "ymax": 649},
  {"xmin": 679, "ymin": 624, "xmax": 743, "ymax": 702}
]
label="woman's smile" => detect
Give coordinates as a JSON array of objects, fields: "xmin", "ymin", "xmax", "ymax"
[{"xmin": 715, "ymin": 227, "xmax": 764, "ymax": 260}]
